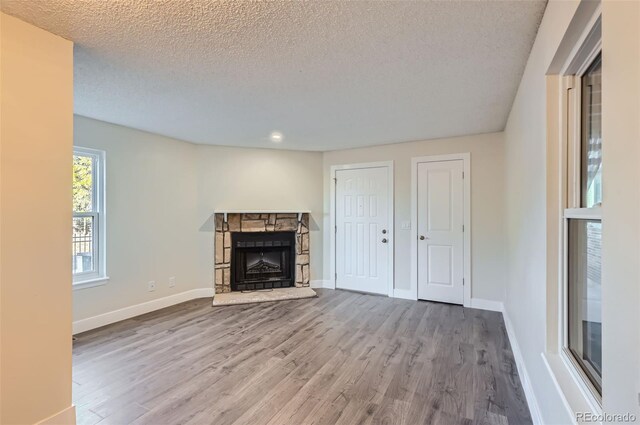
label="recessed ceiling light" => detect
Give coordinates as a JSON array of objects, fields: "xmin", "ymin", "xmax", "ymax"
[{"xmin": 269, "ymin": 131, "xmax": 283, "ymax": 143}]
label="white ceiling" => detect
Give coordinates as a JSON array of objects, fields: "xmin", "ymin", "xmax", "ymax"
[{"xmin": 1, "ymin": 1, "xmax": 546, "ymax": 151}]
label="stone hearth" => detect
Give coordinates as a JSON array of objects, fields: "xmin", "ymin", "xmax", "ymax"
[{"xmin": 214, "ymin": 212, "xmax": 310, "ymax": 293}]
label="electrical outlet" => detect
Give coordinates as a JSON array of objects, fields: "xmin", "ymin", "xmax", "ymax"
[
  {"xmin": 148, "ymin": 281, "xmax": 156, "ymax": 292},
  {"xmin": 169, "ymin": 276, "xmax": 176, "ymax": 288}
]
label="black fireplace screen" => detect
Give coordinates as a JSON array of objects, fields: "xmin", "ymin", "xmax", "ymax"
[{"xmin": 231, "ymin": 231, "xmax": 296, "ymax": 291}]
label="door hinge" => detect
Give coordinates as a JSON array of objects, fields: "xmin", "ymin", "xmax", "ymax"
[
  {"xmin": 463, "ymin": 278, "xmax": 465, "ymax": 286},
  {"xmin": 335, "ymin": 225, "xmax": 337, "ymax": 233},
  {"xmin": 462, "ymin": 171, "xmax": 465, "ymax": 179},
  {"xmin": 462, "ymin": 225, "xmax": 464, "ymax": 232}
]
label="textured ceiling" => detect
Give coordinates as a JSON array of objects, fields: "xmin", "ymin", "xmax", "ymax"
[{"xmin": 1, "ymin": 1, "xmax": 546, "ymax": 151}]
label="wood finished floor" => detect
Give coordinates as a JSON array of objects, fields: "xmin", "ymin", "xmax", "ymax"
[{"xmin": 73, "ymin": 289, "xmax": 532, "ymax": 425}]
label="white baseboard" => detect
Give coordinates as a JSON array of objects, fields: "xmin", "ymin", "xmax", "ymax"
[
  {"xmin": 469, "ymin": 297, "xmax": 504, "ymax": 312},
  {"xmin": 502, "ymin": 308, "xmax": 543, "ymax": 425},
  {"xmin": 393, "ymin": 288, "xmax": 418, "ymax": 300},
  {"xmin": 37, "ymin": 405, "xmax": 76, "ymax": 425},
  {"xmin": 73, "ymin": 288, "xmax": 214, "ymax": 334},
  {"xmin": 310, "ymin": 280, "xmax": 331, "ymax": 289}
]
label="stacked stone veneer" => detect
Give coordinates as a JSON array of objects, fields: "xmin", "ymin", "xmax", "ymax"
[{"xmin": 214, "ymin": 212, "xmax": 310, "ymax": 293}]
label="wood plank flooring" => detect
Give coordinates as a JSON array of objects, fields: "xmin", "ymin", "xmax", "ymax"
[{"xmin": 73, "ymin": 289, "xmax": 532, "ymax": 425}]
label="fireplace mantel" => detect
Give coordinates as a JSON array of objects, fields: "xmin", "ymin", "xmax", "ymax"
[
  {"xmin": 214, "ymin": 210, "xmax": 311, "ymax": 223},
  {"xmin": 214, "ymin": 211, "xmax": 311, "ymax": 293},
  {"xmin": 214, "ymin": 210, "xmax": 311, "ymax": 213}
]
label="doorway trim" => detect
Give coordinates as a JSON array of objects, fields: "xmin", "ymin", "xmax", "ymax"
[
  {"xmin": 329, "ymin": 161, "xmax": 394, "ymax": 296},
  {"xmin": 410, "ymin": 153, "xmax": 471, "ymax": 306}
]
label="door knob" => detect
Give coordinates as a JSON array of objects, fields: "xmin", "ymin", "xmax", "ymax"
[
  {"xmin": 419, "ymin": 235, "xmax": 426, "ymax": 240},
  {"xmin": 381, "ymin": 238, "xmax": 388, "ymax": 243},
  {"xmin": 382, "ymin": 229, "xmax": 387, "ymax": 234}
]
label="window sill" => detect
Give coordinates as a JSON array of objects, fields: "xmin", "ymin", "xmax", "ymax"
[
  {"xmin": 73, "ymin": 276, "xmax": 110, "ymax": 290},
  {"xmin": 542, "ymin": 351, "xmax": 602, "ymax": 421}
]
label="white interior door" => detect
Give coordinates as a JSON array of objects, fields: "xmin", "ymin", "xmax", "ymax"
[
  {"xmin": 335, "ymin": 167, "xmax": 390, "ymax": 295},
  {"xmin": 417, "ymin": 160, "xmax": 464, "ymax": 304}
]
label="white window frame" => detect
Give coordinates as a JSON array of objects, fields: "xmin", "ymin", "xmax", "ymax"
[
  {"xmin": 558, "ymin": 16, "xmax": 603, "ymax": 409},
  {"xmin": 73, "ymin": 147, "xmax": 108, "ymax": 288}
]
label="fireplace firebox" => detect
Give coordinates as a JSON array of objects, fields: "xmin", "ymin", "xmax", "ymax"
[{"xmin": 231, "ymin": 231, "xmax": 296, "ymax": 291}]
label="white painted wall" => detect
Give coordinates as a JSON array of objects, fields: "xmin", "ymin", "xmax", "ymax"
[
  {"xmin": 73, "ymin": 116, "xmax": 323, "ymax": 322},
  {"xmin": 600, "ymin": 0, "xmax": 640, "ymax": 418},
  {"xmin": 504, "ymin": 2, "xmax": 580, "ymax": 423},
  {"xmin": 73, "ymin": 117, "xmax": 200, "ymax": 321},
  {"xmin": 0, "ymin": 13, "xmax": 75, "ymax": 424},
  {"xmin": 504, "ymin": 0, "xmax": 640, "ymax": 422},
  {"xmin": 322, "ymin": 132, "xmax": 506, "ymax": 302}
]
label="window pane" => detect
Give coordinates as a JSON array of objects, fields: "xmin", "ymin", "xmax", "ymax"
[
  {"xmin": 568, "ymin": 218, "xmax": 602, "ymax": 393},
  {"xmin": 73, "ymin": 154, "xmax": 94, "ymax": 213},
  {"xmin": 73, "ymin": 216, "xmax": 95, "ymax": 274},
  {"xmin": 581, "ymin": 54, "xmax": 602, "ymax": 208}
]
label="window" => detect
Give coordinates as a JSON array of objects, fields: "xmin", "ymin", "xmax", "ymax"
[
  {"xmin": 563, "ymin": 52, "xmax": 602, "ymax": 397},
  {"xmin": 73, "ymin": 147, "xmax": 106, "ymax": 285},
  {"xmin": 581, "ymin": 55, "xmax": 602, "ymax": 208},
  {"xmin": 567, "ymin": 219, "xmax": 602, "ymax": 393}
]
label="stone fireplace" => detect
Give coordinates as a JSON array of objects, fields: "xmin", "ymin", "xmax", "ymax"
[{"xmin": 214, "ymin": 212, "xmax": 310, "ymax": 293}]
